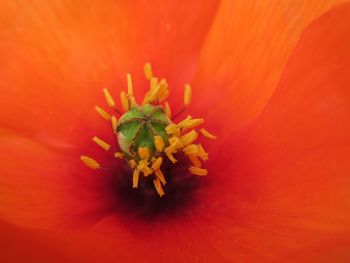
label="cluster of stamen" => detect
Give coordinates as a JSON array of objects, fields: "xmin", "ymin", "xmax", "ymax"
[{"xmin": 81, "ymin": 63, "xmax": 216, "ymax": 197}]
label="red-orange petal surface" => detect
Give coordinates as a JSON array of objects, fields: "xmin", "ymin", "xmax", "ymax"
[
  {"xmin": 194, "ymin": 0, "xmax": 346, "ymax": 130},
  {"xmin": 0, "ymin": 0, "xmax": 219, "ymax": 148},
  {"xmin": 0, "ymin": 128, "xmax": 117, "ymax": 228},
  {"xmin": 0, "ymin": 1, "xmax": 350, "ymax": 262},
  {"xmin": 196, "ymin": 3, "xmax": 350, "ymax": 261}
]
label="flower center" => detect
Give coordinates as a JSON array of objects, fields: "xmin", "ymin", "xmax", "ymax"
[
  {"xmin": 116, "ymin": 104, "xmax": 170, "ymax": 159},
  {"xmin": 80, "ymin": 63, "xmax": 216, "ymax": 197}
]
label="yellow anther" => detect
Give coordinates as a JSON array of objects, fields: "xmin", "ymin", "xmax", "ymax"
[
  {"xmin": 154, "ymin": 135, "xmax": 165, "ymax": 152},
  {"xmin": 165, "ymin": 124, "xmax": 176, "ymax": 134},
  {"xmin": 177, "ymin": 115, "xmax": 192, "ymax": 128},
  {"xmin": 80, "ymin": 155, "xmax": 100, "ymax": 170},
  {"xmin": 120, "ymin": 91, "xmax": 129, "ymax": 111},
  {"xmin": 86, "ymin": 63, "xmax": 214, "ymax": 197},
  {"xmin": 129, "ymin": 159, "xmax": 137, "ymax": 169},
  {"xmin": 168, "ymin": 137, "xmax": 178, "ymax": 145},
  {"xmin": 165, "ymin": 124, "xmax": 180, "ymax": 137},
  {"xmin": 138, "ymin": 147, "xmax": 150, "ymax": 160},
  {"xmin": 181, "ymin": 130, "xmax": 198, "ymax": 146},
  {"xmin": 147, "ymin": 86, "xmax": 161, "ymax": 104},
  {"xmin": 126, "ymin": 73, "xmax": 133, "ymax": 96},
  {"xmin": 133, "ymin": 169, "xmax": 140, "ymax": 188},
  {"xmin": 151, "ymin": 157, "xmax": 163, "ymax": 170},
  {"xmin": 189, "ymin": 166, "xmax": 208, "ymax": 176},
  {"xmin": 155, "ymin": 169, "xmax": 166, "ymax": 185},
  {"xmin": 188, "ymin": 154, "xmax": 201, "ymax": 168},
  {"xmin": 143, "ymin": 63, "xmax": 153, "ymax": 80},
  {"xmin": 153, "ymin": 178, "xmax": 165, "ymax": 197},
  {"xmin": 164, "ymin": 102, "xmax": 171, "ymax": 119},
  {"xmin": 137, "ymin": 159, "xmax": 147, "ymax": 168},
  {"xmin": 183, "ymin": 144, "xmax": 199, "ymax": 155},
  {"xmin": 181, "ymin": 118, "xmax": 204, "ymax": 132},
  {"xmin": 94, "ymin": 106, "xmax": 110, "ymax": 120},
  {"xmin": 143, "ymin": 85, "xmax": 160, "ymax": 105},
  {"xmin": 143, "ymin": 167, "xmax": 153, "ymax": 176},
  {"xmin": 166, "ymin": 137, "xmax": 182, "ymax": 153},
  {"xmin": 111, "ymin": 116, "xmax": 117, "ymax": 133},
  {"xmin": 92, "ymin": 136, "xmax": 111, "ymax": 151},
  {"xmin": 157, "ymin": 79, "xmax": 169, "ymax": 102},
  {"xmin": 184, "ymin": 84, "xmax": 192, "ymax": 106},
  {"xmin": 103, "ymin": 88, "xmax": 116, "ymax": 108},
  {"xmin": 200, "ymin": 128, "xmax": 217, "ymax": 140},
  {"xmin": 142, "ymin": 95, "xmax": 150, "ymax": 105},
  {"xmin": 138, "ymin": 160, "xmax": 153, "ymax": 176},
  {"xmin": 129, "ymin": 96, "xmax": 137, "ymax": 108},
  {"xmin": 150, "ymin": 77, "xmax": 158, "ymax": 91},
  {"xmin": 114, "ymin": 152, "xmax": 124, "ymax": 159},
  {"xmin": 165, "ymin": 150, "xmax": 177, "ymax": 163},
  {"xmin": 197, "ymin": 144, "xmax": 209, "ymax": 161}
]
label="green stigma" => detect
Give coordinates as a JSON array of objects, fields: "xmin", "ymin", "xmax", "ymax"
[{"xmin": 116, "ymin": 104, "xmax": 171, "ymax": 160}]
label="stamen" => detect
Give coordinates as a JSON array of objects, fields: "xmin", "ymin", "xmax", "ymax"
[
  {"xmin": 126, "ymin": 73, "xmax": 133, "ymax": 96},
  {"xmin": 184, "ymin": 84, "xmax": 192, "ymax": 106},
  {"xmin": 114, "ymin": 152, "xmax": 124, "ymax": 159},
  {"xmin": 181, "ymin": 118, "xmax": 204, "ymax": 132},
  {"xmin": 189, "ymin": 166, "xmax": 208, "ymax": 176},
  {"xmin": 143, "ymin": 63, "xmax": 153, "ymax": 80},
  {"xmin": 85, "ymin": 63, "xmax": 214, "ymax": 197},
  {"xmin": 177, "ymin": 115, "xmax": 192, "ymax": 128},
  {"xmin": 164, "ymin": 102, "xmax": 171, "ymax": 118},
  {"xmin": 154, "ymin": 135, "xmax": 165, "ymax": 152},
  {"xmin": 95, "ymin": 106, "xmax": 110, "ymax": 120},
  {"xmin": 158, "ymin": 79, "xmax": 169, "ymax": 102},
  {"xmin": 138, "ymin": 160, "xmax": 153, "ymax": 176},
  {"xmin": 166, "ymin": 137, "xmax": 182, "ymax": 153},
  {"xmin": 165, "ymin": 124, "xmax": 180, "ymax": 137},
  {"xmin": 103, "ymin": 88, "xmax": 116, "ymax": 108},
  {"xmin": 197, "ymin": 144, "xmax": 209, "ymax": 161},
  {"xmin": 129, "ymin": 159, "xmax": 137, "ymax": 169},
  {"xmin": 150, "ymin": 77, "xmax": 158, "ymax": 91},
  {"xmin": 200, "ymin": 128, "xmax": 217, "ymax": 140},
  {"xmin": 142, "ymin": 78, "xmax": 161, "ymax": 105},
  {"xmin": 151, "ymin": 157, "xmax": 163, "ymax": 170},
  {"xmin": 155, "ymin": 169, "xmax": 166, "ymax": 185},
  {"xmin": 111, "ymin": 116, "xmax": 118, "ymax": 133},
  {"xmin": 171, "ymin": 107, "xmax": 186, "ymax": 120},
  {"xmin": 183, "ymin": 144, "xmax": 199, "ymax": 155},
  {"xmin": 145, "ymin": 86, "xmax": 161, "ymax": 104},
  {"xmin": 165, "ymin": 150, "xmax": 177, "ymax": 163},
  {"xmin": 133, "ymin": 169, "xmax": 140, "ymax": 188},
  {"xmin": 188, "ymin": 155, "xmax": 201, "ymax": 168},
  {"xmin": 129, "ymin": 96, "xmax": 137, "ymax": 108},
  {"xmin": 153, "ymin": 178, "xmax": 165, "ymax": 197},
  {"xmin": 181, "ymin": 130, "xmax": 198, "ymax": 146},
  {"xmin": 92, "ymin": 136, "xmax": 111, "ymax": 151},
  {"xmin": 80, "ymin": 155, "xmax": 100, "ymax": 169},
  {"xmin": 120, "ymin": 91, "xmax": 129, "ymax": 111},
  {"xmin": 138, "ymin": 147, "xmax": 150, "ymax": 160}
]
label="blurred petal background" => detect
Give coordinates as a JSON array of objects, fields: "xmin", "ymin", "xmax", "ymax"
[{"xmin": 0, "ymin": 0, "xmax": 350, "ymax": 262}]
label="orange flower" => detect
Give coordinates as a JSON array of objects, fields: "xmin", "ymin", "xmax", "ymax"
[{"xmin": 1, "ymin": 1, "xmax": 350, "ymax": 262}]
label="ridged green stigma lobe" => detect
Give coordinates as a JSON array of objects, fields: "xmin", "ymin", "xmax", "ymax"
[{"xmin": 117, "ymin": 104, "xmax": 171, "ymax": 160}]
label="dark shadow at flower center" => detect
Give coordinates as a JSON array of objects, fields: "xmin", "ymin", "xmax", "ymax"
[{"xmin": 104, "ymin": 154, "xmax": 202, "ymax": 222}]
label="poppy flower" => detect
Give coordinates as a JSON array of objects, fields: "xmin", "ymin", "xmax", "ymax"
[{"xmin": 1, "ymin": 0, "xmax": 350, "ymax": 262}]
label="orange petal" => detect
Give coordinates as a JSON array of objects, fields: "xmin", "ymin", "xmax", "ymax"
[
  {"xmin": 0, "ymin": 129, "xmax": 116, "ymax": 228},
  {"xmin": 1, "ymin": 2, "xmax": 350, "ymax": 262},
  {"xmin": 194, "ymin": 0, "xmax": 346, "ymax": 130},
  {"xmin": 0, "ymin": 218, "xmax": 136, "ymax": 262},
  {"xmin": 198, "ymin": 3, "xmax": 350, "ymax": 260},
  {"xmin": 0, "ymin": 0, "xmax": 219, "ymax": 146}
]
